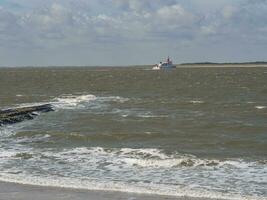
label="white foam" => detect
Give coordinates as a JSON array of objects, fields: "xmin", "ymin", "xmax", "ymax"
[
  {"xmin": 0, "ymin": 127, "xmax": 14, "ymax": 138},
  {"xmin": 137, "ymin": 114, "xmax": 168, "ymax": 118},
  {"xmin": 53, "ymin": 94, "xmax": 97, "ymax": 109},
  {"xmin": 0, "ymin": 122, "xmax": 31, "ymax": 137},
  {"xmin": 97, "ymin": 96, "xmax": 129, "ymax": 103},
  {"xmin": 0, "ymin": 146, "xmax": 266, "ymax": 199},
  {"xmin": 12, "ymin": 94, "xmax": 129, "ymax": 111},
  {"xmin": 0, "ymin": 151, "xmax": 17, "ymax": 159},
  {"xmin": 255, "ymin": 106, "xmax": 266, "ymax": 110},
  {"xmin": 111, "ymin": 109, "xmax": 165, "ymax": 119},
  {"xmin": 0, "ymin": 174, "xmax": 256, "ymax": 200},
  {"xmin": 57, "ymin": 147, "xmax": 263, "ymax": 170},
  {"xmin": 52, "ymin": 94, "xmax": 129, "ymax": 110},
  {"xmin": 189, "ymin": 100, "xmax": 204, "ymax": 104},
  {"xmin": 16, "ymin": 94, "xmax": 24, "ymax": 97}
]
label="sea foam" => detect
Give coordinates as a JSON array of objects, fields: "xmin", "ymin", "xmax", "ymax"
[
  {"xmin": 0, "ymin": 147, "xmax": 266, "ymax": 200},
  {"xmin": 0, "ymin": 143, "xmax": 266, "ymax": 200},
  {"xmin": 53, "ymin": 94, "xmax": 97, "ymax": 109}
]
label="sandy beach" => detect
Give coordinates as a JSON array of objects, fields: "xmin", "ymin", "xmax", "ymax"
[{"xmin": 0, "ymin": 181, "xmax": 218, "ymax": 200}]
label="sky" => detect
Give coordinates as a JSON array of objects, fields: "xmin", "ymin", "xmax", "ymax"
[{"xmin": 0, "ymin": 0, "xmax": 267, "ymax": 66}]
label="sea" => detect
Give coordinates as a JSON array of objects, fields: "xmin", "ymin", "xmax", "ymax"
[{"xmin": 0, "ymin": 66, "xmax": 266, "ymax": 199}]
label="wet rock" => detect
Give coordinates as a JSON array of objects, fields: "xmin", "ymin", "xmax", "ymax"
[{"xmin": 0, "ymin": 104, "xmax": 54, "ymax": 126}]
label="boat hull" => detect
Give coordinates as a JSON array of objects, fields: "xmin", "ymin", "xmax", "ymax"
[{"xmin": 152, "ymin": 64, "xmax": 176, "ymax": 70}]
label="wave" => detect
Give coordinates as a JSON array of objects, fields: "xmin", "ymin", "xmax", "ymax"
[
  {"xmin": 0, "ymin": 175, "xmax": 255, "ymax": 200},
  {"xmin": 255, "ymin": 106, "xmax": 266, "ymax": 110},
  {"xmin": 48, "ymin": 147, "xmax": 267, "ymax": 169},
  {"xmin": 0, "ymin": 146, "xmax": 266, "ymax": 199},
  {"xmin": 0, "ymin": 121, "xmax": 34, "ymax": 138},
  {"xmin": 12, "ymin": 131, "xmax": 165, "ymax": 143},
  {"xmin": 111, "ymin": 108, "xmax": 168, "ymax": 118},
  {"xmin": 1, "ymin": 94, "xmax": 267, "ymax": 199},
  {"xmin": 53, "ymin": 94, "xmax": 97, "ymax": 109},
  {"xmin": 189, "ymin": 100, "xmax": 205, "ymax": 104},
  {"xmin": 50, "ymin": 94, "xmax": 166, "ymax": 120},
  {"xmin": 0, "ymin": 147, "xmax": 266, "ymax": 199},
  {"xmin": 52, "ymin": 94, "xmax": 129, "ymax": 109},
  {"xmin": 6, "ymin": 95, "xmax": 210, "ymax": 123},
  {"xmin": 14, "ymin": 94, "xmax": 129, "ymax": 110}
]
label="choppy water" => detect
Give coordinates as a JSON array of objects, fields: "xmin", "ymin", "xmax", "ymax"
[{"xmin": 0, "ymin": 67, "xmax": 267, "ymax": 199}]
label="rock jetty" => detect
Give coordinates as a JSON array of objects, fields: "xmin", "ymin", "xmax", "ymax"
[{"xmin": 0, "ymin": 104, "xmax": 54, "ymax": 126}]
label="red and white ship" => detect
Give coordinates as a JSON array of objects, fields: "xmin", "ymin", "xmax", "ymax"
[{"xmin": 152, "ymin": 57, "xmax": 176, "ymax": 70}]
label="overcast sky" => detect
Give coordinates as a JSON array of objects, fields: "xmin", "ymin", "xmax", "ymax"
[{"xmin": 0, "ymin": 0, "xmax": 267, "ymax": 66}]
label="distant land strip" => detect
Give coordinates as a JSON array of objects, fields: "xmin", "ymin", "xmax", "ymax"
[{"xmin": 179, "ymin": 61, "xmax": 267, "ymax": 66}]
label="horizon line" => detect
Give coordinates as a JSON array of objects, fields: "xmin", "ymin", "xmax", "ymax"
[{"xmin": 1, "ymin": 61, "xmax": 267, "ymax": 68}]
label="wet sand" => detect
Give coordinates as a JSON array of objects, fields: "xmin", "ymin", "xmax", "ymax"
[{"xmin": 0, "ymin": 181, "xmax": 219, "ymax": 200}]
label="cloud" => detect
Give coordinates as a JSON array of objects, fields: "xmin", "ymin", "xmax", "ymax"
[
  {"xmin": 14, "ymin": 1, "xmax": 197, "ymax": 44},
  {"xmin": 156, "ymin": 4, "xmax": 195, "ymax": 25},
  {"xmin": 111, "ymin": 0, "xmax": 177, "ymax": 12},
  {"xmin": 222, "ymin": 5, "xmax": 237, "ymax": 19},
  {"xmin": 215, "ymin": 0, "xmax": 267, "ymax": 42},
  {"xmin": 0, "ymin": 7, "xmax": 22, "ymax": 46},
  {"xmin": 0, "ymin": 0, "xmax": 266, "ymax": 66},
  {"xmin": 28, "ymin": 3, "xmax": 73, "ymax": 30}
]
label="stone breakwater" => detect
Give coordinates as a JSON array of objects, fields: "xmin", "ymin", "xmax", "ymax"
[{"xmin": 0, "ymin": 104, "xmax": 54, "ymax": 126}]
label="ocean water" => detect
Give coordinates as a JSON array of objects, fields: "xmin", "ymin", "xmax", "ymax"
[{"xmin": 0, "ymin": 67, "xmax": 266, "ymax": 199}]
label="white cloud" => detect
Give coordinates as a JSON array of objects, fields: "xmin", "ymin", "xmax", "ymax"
[
  {"xmin": 200, "ymin": 25, "xmax": 217, "ymax": 35},
  {"xmin": 222, "ymin": 5, "xmax": 237, "ymax": 19},
  {"xmin": 156, "ymin": 4, "xmax": 195, "ymax": 26},
  {"xmin": 28, "ymin": 3, "xmax": 73, "ymax": 29},
  {"xmin": 0, "ymin": 0, "xmax": 267, "ymax": 66},
  {"xmin": 0, "ymin": 8, "xmax": 22, "ymax": 45}
]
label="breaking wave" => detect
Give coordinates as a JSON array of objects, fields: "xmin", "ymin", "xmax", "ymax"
[
  {"xmin": 255, "ymin": 106, "xmax": 266, "ymax": 110},
  {"xmin": 13, "ymin": 94, "xmax": 129, "ymax": 110},
  {"xmin": 53, "ymin": 94, "xmax": 97, "ymax": 109},
  {"xmin": 1, "ymin": 93, "xmax": 267, "ymax": 199},
  {"xmin": 0, "ymin": 145, "xmax": 266, "ymax": 200},
  {"xmin": 52, "ymin": 94, "xmax": 129, "ymax": 109}
]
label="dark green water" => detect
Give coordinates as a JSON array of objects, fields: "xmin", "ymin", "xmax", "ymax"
[{"xmin": 0, "ymin": 67, "xmax": 266, "ymax": 199}]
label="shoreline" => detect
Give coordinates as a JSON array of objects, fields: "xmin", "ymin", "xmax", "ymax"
[{"xmin": 0, "ymin": 181, "xmax": 223, "ymax": 200}]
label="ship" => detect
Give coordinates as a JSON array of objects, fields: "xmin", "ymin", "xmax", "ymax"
[{"xmin": 152, "ymin": 57, "xmax": 176, "ymax": 70}]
